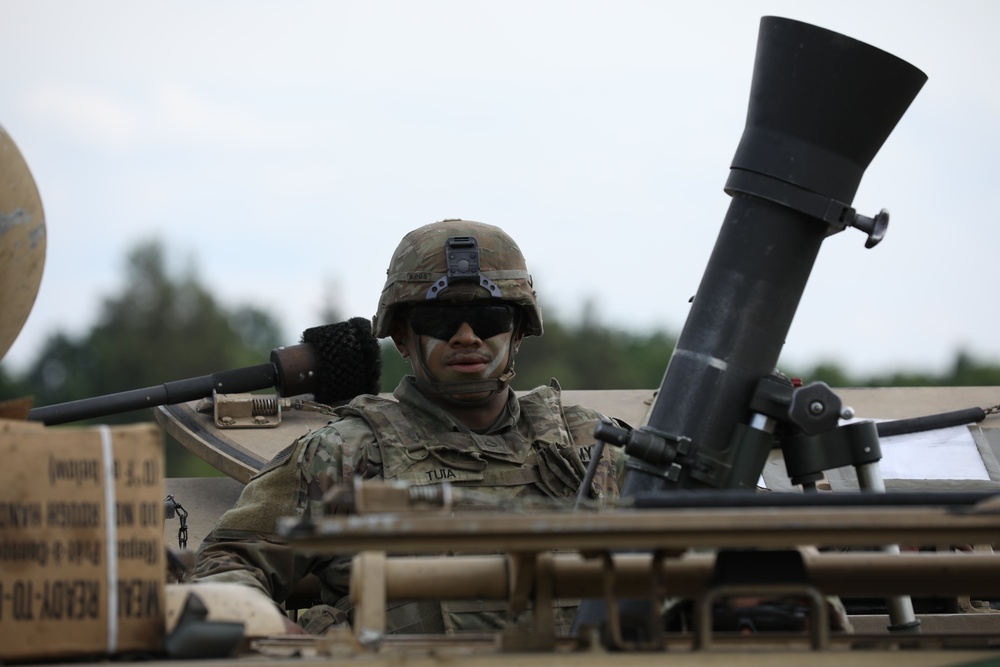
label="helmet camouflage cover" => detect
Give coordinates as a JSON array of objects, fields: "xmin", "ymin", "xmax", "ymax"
[{"xmin": 372, "ymin": 219, "xmax": 543, "ymax": 339}]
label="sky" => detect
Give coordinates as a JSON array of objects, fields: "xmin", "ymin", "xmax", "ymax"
[{"xmin": 1, "ymin": 1, "xmax": 999, "ymax": 380}]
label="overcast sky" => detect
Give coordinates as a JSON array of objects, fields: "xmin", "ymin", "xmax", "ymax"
[{"xmin": 2, "ymin": 1, "xmax": 998, "ymax": 381}]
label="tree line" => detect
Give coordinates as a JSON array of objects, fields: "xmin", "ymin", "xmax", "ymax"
[{"xmin": 2, "ymin": 240, "xmax": 998, "ymax": 475}]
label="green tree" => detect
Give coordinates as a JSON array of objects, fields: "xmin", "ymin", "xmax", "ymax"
[
  {"xmin": 0, "ymin": 363, "xmax": 31, "ymax": 409},
  {"xmin": 513, "ymin": 301, "xmax": 676, "ymax": 390},
  {"xmin": 788, "ymin": 361, "xmax": 853, "ymax": 388},
  {"xmin": 5, "ymin": 239, "xmax": 285, "ymax": 475},
  {"xmin": 876, "ymin": 351, "xmax": 1000, "ymax": 387},
  {"xmin": 379, "ymin": 339, "xmax": 409, "ymax": 391}
]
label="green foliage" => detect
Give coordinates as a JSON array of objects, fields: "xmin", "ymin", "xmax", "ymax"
[
  {"xmin": 513, "ymin": 319, "xmax": 674, "ymax": 390},
  {"xmin": 379, "ymin": 340, "xmax": 410, "ymax": 392},
  {"xmin": 0, "ymin": 239, "xmax": 284, "ymax": 476},
  {"xmin": 0, "ymin": 364, "xmax": 31, "ymax": 406},
  {"xmin": 16, "ymin": 240, "xmax": 283, "ymax": 411},
  {"xmin": 375, "ymin": 315, "xmax": 676, "ymax": 392},
  {"xmin": 380, "ymin": 316, "xmax": 1000, "ymax": 396},
  {"xmin": 861, "ymin": 350, "xmax": 1000, "ymax": 388},
  {"xmin": 376, "ymin": 310, "xmax": 676, "ymax": 392},
  {"xmin": 788, "ymin": 361, "xmax": 854, "ymax": 389},
  {"xmin": 785, "ymin": 350, "xmax": 1000, "ymax": 389}
]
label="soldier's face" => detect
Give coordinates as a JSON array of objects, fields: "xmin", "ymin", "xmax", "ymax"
[
  {"xmin": 419, "ymin": 325, "xmax": 511, "ymax": 382},
  {"xmin": 393, "ymin": 304, "xmax": 522, "ymax": 392}
]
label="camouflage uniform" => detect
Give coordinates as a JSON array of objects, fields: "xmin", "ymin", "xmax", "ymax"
[
  {"xmin": 195, "ymin": 218, "xmax": 627, "ymax": 633},
  {"xmin": 193, "ymin": 375, "xmax": 627, "ymax": 634}
]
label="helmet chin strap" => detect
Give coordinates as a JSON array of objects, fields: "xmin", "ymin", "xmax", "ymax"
[{"xmin": 409, "ymin": 334, "xmax": 518, "ymax": 407}]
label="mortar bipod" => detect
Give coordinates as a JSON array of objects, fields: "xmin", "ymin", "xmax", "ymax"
[{"xmin": 766, "ymin": 379, "xmax": 921, "ymax": 635}]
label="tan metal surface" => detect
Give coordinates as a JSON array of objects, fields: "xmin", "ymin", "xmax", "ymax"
[
  {"xmin": 32, "ymin": 647, "xmax": 1000, "ymax": 667},
  {"xmin": 156, "ymin": 401, "xmax": 322, "ymax": 483},
  {"xmin": 0, "ymin": 124, "xmax": 46, "ymax": 362},
  {"xmin": 836, "ymin": 387, "xmax": 1000, "ymax": 420},
  {"xmin": 155, "ymin": 389, "xmax": 658, "ymax": 482},
  {"xmin": 350, "ymin": 551, "xmax": 1000, "ymax": 600},
  {"xmin": 282, "ymin": 504, "xmax": 1000, "ymax": 554},
  {"xmin": 157, "ymin": 387, "xmax": 1000, "ymax": 484}
]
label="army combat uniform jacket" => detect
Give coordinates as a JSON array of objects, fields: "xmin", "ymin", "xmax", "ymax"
[{"xmin": 193, "ymin": 377, "xmax": 626, "ymax": 633}]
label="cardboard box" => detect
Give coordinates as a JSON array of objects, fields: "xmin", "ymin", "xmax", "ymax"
[{"xmin": 0, "ymin": 420, "xmax": 165, "ymax": 661}]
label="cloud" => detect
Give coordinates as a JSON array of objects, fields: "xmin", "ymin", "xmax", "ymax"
[
  {"xmin": 149, "ymin": 84, "xmax": 268, "ymax": 146},
  {"xmin": 24, "ymin": 85, "xmax": 139, "ymax": 147}
]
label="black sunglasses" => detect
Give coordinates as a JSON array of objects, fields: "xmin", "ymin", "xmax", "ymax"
[{"xmin": 406, "ymin": 304, "xmax": 517, "ymax": 341}]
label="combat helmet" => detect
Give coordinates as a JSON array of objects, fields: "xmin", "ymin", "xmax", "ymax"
[{"xmin": 372, "ymin": 219, "xmax": 542, "ymax": 339}]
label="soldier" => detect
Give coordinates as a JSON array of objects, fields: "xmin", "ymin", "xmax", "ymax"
[{"xmin": 193, "ymin": 219, "xmax": 628, "ymax": 634}]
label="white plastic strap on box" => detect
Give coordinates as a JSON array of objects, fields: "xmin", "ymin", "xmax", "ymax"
[{"xmin": 99, "ymin": 425, "xmax": 119, "ymax": 654}]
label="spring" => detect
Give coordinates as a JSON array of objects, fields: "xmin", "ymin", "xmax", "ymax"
[{"xmin": 252, "ymin": 396, "xmax": 280, "ymax": 416}]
